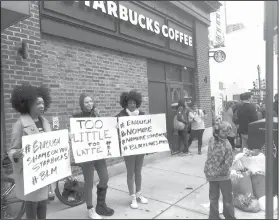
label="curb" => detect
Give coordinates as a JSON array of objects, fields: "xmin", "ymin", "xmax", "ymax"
[{"xmin": 93, "ymin": 151, "xmax": 172, "ymax": 183}]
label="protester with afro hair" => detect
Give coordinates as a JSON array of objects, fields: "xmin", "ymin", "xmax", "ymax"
[
  {"xmin": 8, "ymin": 83, "xmax": 53, "ymax": 220},
  {"xmin": 116, "ymin": 90, "xmax": 148, "ymax": 209}
]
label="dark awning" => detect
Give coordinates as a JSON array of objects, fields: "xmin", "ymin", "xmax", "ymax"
[{"xmin": 1, "ymin": 1, "xmax": 30, "ymax": 31}]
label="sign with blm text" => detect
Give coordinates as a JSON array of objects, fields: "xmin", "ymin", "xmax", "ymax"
[
  {"xmin": 22, "ymin": 129, "xmax": 71, "ymax": 195},
  {"xmin": 118, "ymin": 114, "xmax": 170, "ymax": 156},
  {"xmin": 70, "ymin": 117, "xmax": 121, "ymax": 163}
]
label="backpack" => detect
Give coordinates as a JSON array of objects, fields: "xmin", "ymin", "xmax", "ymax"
[
  {"xmin": 173, "ymin": 107, "xmax": 190, "ymax": 130},
  {"xmin": 173, "ymin": 115, "xmax": 185, "ymax": 130}
]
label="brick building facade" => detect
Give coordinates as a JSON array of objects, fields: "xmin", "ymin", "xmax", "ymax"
[{"xmin": 1, "ymin": 1, "xmax": 221, "ymax": 163}]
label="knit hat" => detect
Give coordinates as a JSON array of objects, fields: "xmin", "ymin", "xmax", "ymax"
[{"xmin": 214, "ymin": 121, "xmax": 232, "ymax": 138}]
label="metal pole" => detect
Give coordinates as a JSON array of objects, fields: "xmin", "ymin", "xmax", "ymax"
[
  {"xmin": 224, "ymin": 1, "xmax": 227, "ymax": 34},
  {"xmin": 257, "ymin": 65, "xmax": 262, "ymax": 101},
  {"xmin": 264, "ymin": 1, "xmax": 274, "ymax": 219},
  {"xmin": 276, "ymin": 0, "xmax": 279, "ymax": 214}
]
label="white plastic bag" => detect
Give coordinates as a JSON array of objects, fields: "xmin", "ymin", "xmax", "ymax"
[
  {"xmin": 240, "ymin": 154, "xmax": 265, "ymax": 175},
  {"xmin": 235, "ymin": 152, "xmax": 245, "ymax": 161},
  {"xmin": 259, "ymin": 196, "xmax": 278, "ymax": 212},
  {"xmin": 232, "ymin": 159, "xmax": 245, "ymax": 171}
]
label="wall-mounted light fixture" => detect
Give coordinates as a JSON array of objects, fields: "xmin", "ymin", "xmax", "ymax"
[
  {"xmin": 18, "ymin": 41, "xmax": 28, "ymax": 59},
  {"xmin": 183, "ymin": 67, "xmax": 187, "ymax": 70},
  {"xmin": 204, "ymin": 76, "xmax": 208, "ymax": 83}
]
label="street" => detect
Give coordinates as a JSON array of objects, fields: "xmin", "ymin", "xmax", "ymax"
[{"xmin": 44, "ymin": 143, "xmax": 270, "ymax": 219}]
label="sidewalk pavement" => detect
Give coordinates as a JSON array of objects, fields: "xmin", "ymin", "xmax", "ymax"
[{"xmin": 45, "ymin": 143, "xmax": 274, "ymax": 219}]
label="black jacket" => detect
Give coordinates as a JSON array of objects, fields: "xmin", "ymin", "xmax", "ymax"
[
  {"xmin": 236, "ymin": 102, "xmax": 258, "ymax": 134},
  {"xmin": 116, "ymin": 109, "xmax": 145, "ymax": 117}
]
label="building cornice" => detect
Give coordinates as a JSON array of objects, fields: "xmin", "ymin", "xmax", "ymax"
[
  {"xmin": 168, "ymin": 1, "xmax": 222, "ymax": 26},
  {"xmin": 205, "ymin": 1, "xmax": 223, "ymax": 13}
]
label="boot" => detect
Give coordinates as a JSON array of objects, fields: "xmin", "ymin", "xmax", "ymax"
[
  {"xmin": 198, "ymin": 146, "xmax": 202, "ymax": 155},
  {"xmin": 95, "ymin": 185, "xmax": 114, "ymax": 216}
]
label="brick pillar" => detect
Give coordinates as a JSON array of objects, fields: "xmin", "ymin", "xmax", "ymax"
[
  {"xmin": 195, "ymin": 20, "xmax": 212, "ymax": 128},
  {"xmin": 1, "ymin": 1, "xmax": 42, "ymax": 151}
]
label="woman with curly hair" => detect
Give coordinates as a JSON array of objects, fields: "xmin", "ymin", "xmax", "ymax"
[
  {"xmin": 72, "ymin": 93, "xmax": 114, "ymax": 219},
  {"xmin": 8, "ymin": 83, "xmax": 53, "ymax": 220},
  {"xmin": 116, "ymin": 90, "xmax": 148, "ymax": 209}
]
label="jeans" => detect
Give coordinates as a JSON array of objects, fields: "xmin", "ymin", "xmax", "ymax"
[
  {"xmin": 209, "ymin": 180, "xmax": 235, "ymax": 219},
  {"xmin": 124, "ymin": 154, "xmax": 145, "ymax": 195},
  {"xmin": 178, "ymin": 128, "xmax": 189, "ymax": 153},
  {"xmin": 241, "ymin": 134, "xmax": 248, "ymax": 148},
  {"xmin": 188, "ymin": 129, "xmax": 205, "ymax": 150},
  {"xmin": 80, "ymin": 159, "xmax": 109, "ymax": 209},
  {"xmin": 25, "ymin": 200, "xmax": 47, "ymax": 220}
]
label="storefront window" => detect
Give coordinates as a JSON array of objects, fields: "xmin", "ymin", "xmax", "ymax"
[
  {"xmin": 166, "ymin": 66, "xmax": 182, "ymax": 82},
  {"xmin": 183, "ymin": 84, "xmax": 194, "ymax": 101},
  {"xmin": 182, "ymin": 68, "xmax": 194, "ymax": 84},
  {"xmin": 171, "ymin": 88, "xmax": 181, "ymax": 103}
]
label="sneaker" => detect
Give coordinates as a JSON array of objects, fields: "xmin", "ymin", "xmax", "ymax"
[
  {"xmin": 48, "ymin": 191, "xmax": 55, "ymax": 201},
  {"xmin": 130, "ymin": 194, "xmax": 139, "ymax": 209},
  {"xmin": 136, "ymin": 192, "xmax": 148, "ymax": 204},
  {"xmin": 88, "ymin": 208, "xmax": 102, "ymax": 219},
  {"xmin": 181, "ymin": 152, "xmax": 192, "ymax": 156}
]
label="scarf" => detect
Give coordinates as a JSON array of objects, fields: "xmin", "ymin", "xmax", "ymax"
[{"xmin": 126, "ymin": 108, "xmax": 140, "ymax": 116}]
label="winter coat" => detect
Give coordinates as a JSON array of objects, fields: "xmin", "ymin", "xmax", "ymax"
[
  {"xmin": 7, "ymin": 114, "xmax": 51, "ymax": 201},
  {"xmin": 236, "ymin": 102, "xmax": 258, "ymax": 134},
  {"xmin": 204, "ymin": 137, "xmax": 233, "ymax": 182}
]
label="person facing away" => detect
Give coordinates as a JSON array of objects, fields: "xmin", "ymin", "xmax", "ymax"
[
  {"xmin": 236, "ymin": 92, "xmax": 258, "ymax": 148},
  {"xmin": 204, "ymin": 121, "xmax": 235, "ymax": 219},
  {"xmin": 116, "ymin": 90, "xmax": 148, "ymax": 209},
  {"xmin": 232, "ymin": 93, "xmax": 245, "ymax": 125},
  {"xmin": 222, "ymin": 101, "xmax": 237, "ymax": 150},
  {"xmin": 176, "ymin": 98, "xmax": 192, "ymax": 156},
  {"xmin": 72, "ymin": 93, "xmax": 114, "ymax": 219},
  {"xmin": 8, "ymin": 84, "xmax": 53, "ymax": 220},
  {"xmin": 188, "ymin": 103, "xmax": 206, "ymax": 155}
]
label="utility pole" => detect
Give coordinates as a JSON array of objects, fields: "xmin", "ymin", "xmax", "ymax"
[
  {"xmin": 264, "ymin": 1, "xmax": 274, "ymax": 219},
  {"xmin": 257, "ymin": 65, "xmax": 262, "ymax": 101},
  {"xmin": 224, "ymin": 1, "xmax": 227, "ymax": 34}
]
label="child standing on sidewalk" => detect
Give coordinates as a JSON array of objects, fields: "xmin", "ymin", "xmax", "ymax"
[{"xmin": 204, "ymin": 121, "xmax": 236, "ymax": 219}]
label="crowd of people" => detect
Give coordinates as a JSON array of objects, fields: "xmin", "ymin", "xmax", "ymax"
[
  {"xmin": 8, "ymin": 84, "xmax": 148, "ymax": 219},
  {"xmin": 174, "ymin": 91, "xmax": 278, "ymax": 219},
  {"xmin": 173, "ymin": 99, "xmax": 207, "ymax": 156},
  {"xmin": 5, "ymin": 82, "xmax": 279, "ymax": 220},
  {"xmin": 222, "ymin": 92, "xmax": 278, "ymax": 150}
]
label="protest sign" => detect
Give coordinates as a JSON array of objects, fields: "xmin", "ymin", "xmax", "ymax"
[
  {"xmin": 22, "ymin": 129, "xmax": 71, "ymax": 195},
  {"xmin": 118, "ymin": 114, "xmax": 170, "ymax": 156},
  {"xmin": 70, "ymin": 117, "xmax": 120, "ymax": 163}
]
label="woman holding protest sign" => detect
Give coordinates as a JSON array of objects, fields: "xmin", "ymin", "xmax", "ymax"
[
  {"xmin": 8, "ymin": 84, "xmax": 53, "ymax": 220},
  {"xmin": 116, "ymin": 90, "xmax": 148, "ymax": 209},
  {"xmin": 72, "ymin": 93, "xmax": 114, "ymax": 219}
]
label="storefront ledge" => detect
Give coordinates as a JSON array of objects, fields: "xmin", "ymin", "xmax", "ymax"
[
  {"xmin": 93, "ymin": 151, "xmax": 172, "ymax": 184},
  {"xmin": 1, "ymin": 1, "xmax": 30, "ymax": 31}
]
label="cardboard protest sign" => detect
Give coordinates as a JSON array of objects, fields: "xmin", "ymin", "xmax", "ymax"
[
  {"xmin": 70, "ymin": 117, "xmax": 120, "ymax": 163},
  {"xmin": 118, "ymin": 114, "xmax": 170, "ymax": 156},
  {"xmin": 22, "ymin": 129, "xmax": 71, "ymax": 195}
]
